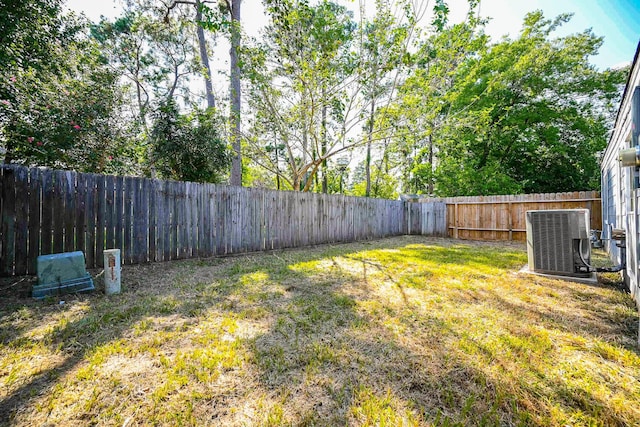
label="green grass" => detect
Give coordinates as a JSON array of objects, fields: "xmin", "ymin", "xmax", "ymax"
[{"xmin": 0, "ymin": 236, "xmax": 639, "ymax": 426}]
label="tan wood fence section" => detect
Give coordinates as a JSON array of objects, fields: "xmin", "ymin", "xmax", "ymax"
[
  {"xmin": 0, "ymin": 165, "xmax": 447, "ymax": 277},
  {"xmin": 416, "ymin": 191, "xmax": 601, "ymax": 241}
]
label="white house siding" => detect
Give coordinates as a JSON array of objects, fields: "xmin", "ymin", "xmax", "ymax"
[{"xmin": 601, "ymin": 41, "xmax": 640, "ymax": 309}]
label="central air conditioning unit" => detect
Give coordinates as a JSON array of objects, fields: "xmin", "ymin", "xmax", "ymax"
[{"xmin": 526, "ymin": 209, "xmax": 591, "ymax": 278}]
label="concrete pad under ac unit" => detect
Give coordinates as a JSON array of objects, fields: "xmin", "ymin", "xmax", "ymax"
[{"xmin": 518, "ymin": 264, "xmax": 598, "ymax": 285}]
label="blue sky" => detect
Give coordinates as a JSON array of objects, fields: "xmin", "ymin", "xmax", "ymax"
[
  {"xmin": 67, "ymin": 0, "xmax": 640, "ymax": 70},
  {"xmin": 470, "ymin": 0, "xmax": 640, "ymax": 69}
]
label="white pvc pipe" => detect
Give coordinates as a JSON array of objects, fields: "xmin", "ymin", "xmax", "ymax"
[{"xmin": 103, "ymin": 249, "xmax": 121, "ymax": 295}]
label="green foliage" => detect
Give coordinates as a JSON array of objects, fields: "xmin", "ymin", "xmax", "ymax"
[
  {"xmin": 149, "ymin": 101, "xmax": 230, "ymax": 183},
  {"xmin": 433, "ymin": 158, "xmax": 524, "ymax": 196},
  {"xmin": 350, "ymin": 163, "xmax": 399, "ymax": 199},
  {"xmin": 0, "ymin": 0, "xmax": 65, "ymax": 71},
  {"xmin": 0, "ymin": 0, "xmax": 627, "ymax": 196},
  {"xmin": 392, "ymin": 10, "xmax": 626, "ymax": 196},
  {"xmin": 438, "ymin": 11, "xmax": 626, "ymax": 195},
  {"xmin": 90, "ymin": 4, "xmax": 200, "ymax": 121},
  {"xmin": 244, "ymin": 0, "xmax": 357, "ymax": 191},
  {"xmin": 0, "ymin": 5, "xmax": 132, "ymax": 173}
]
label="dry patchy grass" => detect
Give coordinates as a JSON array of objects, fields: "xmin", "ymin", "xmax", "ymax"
[{"xmin": 0, "ymin": 236, "xmax": 639, "ymax": 426}]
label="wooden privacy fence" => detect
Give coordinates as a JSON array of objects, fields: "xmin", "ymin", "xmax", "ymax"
[
  {"xmin": 416, "ymin": 191, "xmax": 601, "ymax": 241},
  {"xmin": 0, "ymin": 165, "xmax": 447, "ymax": 277}
]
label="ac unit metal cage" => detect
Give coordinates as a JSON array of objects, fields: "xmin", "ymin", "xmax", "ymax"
[{"xmin": 526, "ymin": 209, "xmax": 591, "ymax": 278}]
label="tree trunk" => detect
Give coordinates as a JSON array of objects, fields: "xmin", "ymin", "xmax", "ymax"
[
  {"xmin": 195, "ymin": 0, "xmax": 216, "ymax": 109},
  {"xmin": 133, "ymin": 44, "xmax": 155, "ymax": 177},
  {"xmin": 365, "ymin": 98, "xmax": 375, "ymax": 197},
  {"xmin": 228, "ymin": 0, "xmax": 243, "ymax": 186},
  {"xmin": 321, "ymin": 86, "xmax": 328, "ymax": 193},
  {"xmin": 427, "ymin": 133, "xmax": 434, "ymax": 194}
]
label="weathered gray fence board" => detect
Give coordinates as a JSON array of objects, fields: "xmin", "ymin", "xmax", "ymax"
[
  {"xmin": 162, "ymin": 180, "xmax": 171, "ymax": 262},
  {"xmin": 95, "ymin": 174, "xmax": 105, "ymax": 267},
  {"xmin": 114, "ymin": 176, "xmax": 124, "ymax": 262},
  {"xmin": 0, "ymin": 165, "xmax": 449, "ymax": 277},
  {"xmin": 167, "ymin": 181, "xmax": 176, "ymax": 259},
  {"xmin": 184, "ymin": 182, "xmax": 193, "ymax": 258},
  {"xmin": 1, "ymin": 167, "xmax": 16, "ymax": 276},
  {"xmin": 137, "ymin": 177, "xmax": 147, "ymax": 262},
  {"xmin": 148, "ymin": 179, "xmax": 157, "ymax": 262},
  {"xmin": 27, "ymin": 168, "xmax": 42, "ymax": 274},
  {"xmin": 122, "ymin": 176, "xmax": 133, "ymax": 264},
  {"xmin": 75, "ymin": 174, "xmax": 87, "ymax": 267},
  {"xmin": 104, "ymin": 175, "xmax": 115, "ymax": 258},
  {"xmin": 63, "ymin": 171, "xmax": 75, "ymax": 254},
  {"xmin": 177, "ymin": 180, "xmax": 186, "ymax": 259},
  {"xmin": 52, "ymin": 171, "xmax": 65, "ymax": 254},
  {"xmin": 14, "ymin": 167, "xmax": 29, "ymax": 275},
  {"xmin": 40, "ymin": 170, "xmax": 54, "ymax": 257},
  {"xmin": 181, "ymin": 181, "xmax": 190, "ymax": 258},
  {"xmin": 85, "ymin": 174, "xmax": 96, "ymax": 269}
]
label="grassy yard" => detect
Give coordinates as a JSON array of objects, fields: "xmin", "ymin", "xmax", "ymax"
[{"xmin": 1, "ymin": 236, "xmax": 639, "ymax": 426}]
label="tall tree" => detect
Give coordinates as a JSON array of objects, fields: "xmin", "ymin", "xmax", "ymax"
[
  {"xmin": 227, "ymin": 0, "xmax": 243, "ymax": 186},
  {"xmin": 1, "ymin": 2, "xmax": 130, "ymax": 172},
  {"xmin": 93, "ymin": 1, "xmax": 225, "ymax": 176},
  {"xmin": 198, "ymin": 0, "xmax": 243, "ymax": 185},
  {"xmin": 162, "ymin": 0, "xmax": 217, "ymax": 109},
  {"xmin": 149, "ymin": 100, "xmax": 230, "ymax": 182},
  {"xmin": 244, "ymin": 0, "xmax": 357, "ymax": 191},
  {"xmin": 357, "ymin": 0, "xmax": 421, "ymax": 196},
  {"xmin": 432, "ymin": 11, "xmax": 626, "ymax": 195},
  {"xmin": 389, "ymin": 8, "xmax": 486, "ymax": 194}
]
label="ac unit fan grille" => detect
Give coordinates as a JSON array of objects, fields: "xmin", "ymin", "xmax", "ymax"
[
  {"xmin": 526, "ymin": 209, "xmax": 590, "ymax": 278},
  {"xmin": 531, "ymin": 212, "xmax": 574, "ymax": 274}
]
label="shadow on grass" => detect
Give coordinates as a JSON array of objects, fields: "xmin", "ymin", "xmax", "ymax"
[
  {"xmin": 0, "ymin": 236, "xmax": 638, "ymax": 425},
  {"xmin": 231, "ymin": 239, "xmax": 639, "ymax": 425},
  {"xmin": 0, "ymin": 267, "xmax": 241, "ymax": 424}
]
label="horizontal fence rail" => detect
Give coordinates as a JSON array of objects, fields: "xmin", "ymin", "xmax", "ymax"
[
  {"xmin": 415, "ymin": 192, "xmax": 601, "ymax": 242},
  {"xmin": 0, "ymin": 165, "xmax": 447, "ymax": 277}
]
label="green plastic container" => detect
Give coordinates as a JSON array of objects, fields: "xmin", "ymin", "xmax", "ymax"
[{"xmin": 33, "ymin": 251, "xmax": 94, "ymax": 299}]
